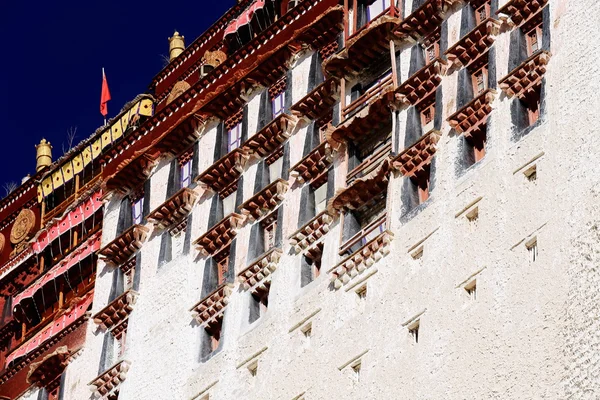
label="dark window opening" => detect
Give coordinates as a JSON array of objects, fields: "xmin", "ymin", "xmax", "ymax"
[
  {"xmin": 411, "ymin": 166, "xmax": 431, "ymax": 205},
  {"xmin": 261, "ymin": 212, "xmax": 278, "ymax": 251},
  {"xmin": 464, "ymin": 125, "xmax": 487, "ymax": 168},
  {"xmin": 249, "ymin": 285, "xmax": 270, "ymax": 323},
  {"xmin": 347, "ymin": 121, "xmax": 392, "ymax": 184},
  {"xmin": 417, "ymin": 94, "xmax": 436, "ymax": 133},
  {"xmin": 341, "ymin": 192, "xmax": 387, "ymax": 256},
  {"xmin": 214, "ymin": 247, "xmax": 230, "ymax": 286}
]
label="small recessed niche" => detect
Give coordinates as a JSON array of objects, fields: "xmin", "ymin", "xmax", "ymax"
[
  {"xmin": 411, "ymin": 245, "xmax": 424, "ymax": 260},
  {"xmin": 408, "ymin": 320, "xmax": 420, "ymax": 344},
  {"xmin": 248, "ymin": 360, "xmax": 258, "ymax": 377},
  {"xmin": 523, "ymin": 164, "xmax": 537, "ymax": 181},
  {"xmin": 466, "ymin": 206, "xmax": 479, "ymax": 223},
  {"xmin": 464, "ymin": 280, "xmax": 477, "ymax": 301},
  {"xmin": 356, "ymin": 284, "xmax": 367, "ymax": 300},
  {"xmin": 526, "ymin": 237, "xmax": 538, "ymax": 263},
  {"xmin": 301, "ymin": 322, "xmax": 312, "ymax": 339},
  {"xmin": 351, "ymin": 360, "xmax": 362, "ymax": 382}
]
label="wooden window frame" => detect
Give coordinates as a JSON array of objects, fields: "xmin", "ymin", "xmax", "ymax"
[
  {"xmin": 214, "ymin": 247, "xmax": 230, "ymax": 286},
  {"xmin": 425, "ymin": 42, "xmax": 440, "ymax": 65},
  {"xmin": 420, "ymin": 103, "xmax": 435, "ymax": 129},
  {"xmin": 227, "ymin": 123, "xmax": 243, "ymax": 152},
  {"xmin": 179, "ymin": 159, "xmax": 193, "ymax": 189},
  {"xmin": 470, "ymin": 65, "xmax": 488, "ymax": 97},
  {"xmin": 474, "ymin": 2, "xmax": 490, "ymax": 25},
  {"xmin": 272, "ymin": 92, "xmax": 285, "ymax": 118},
  {"xmin": 131, "ymin": 196, "xmax": 144, "ymax": 225},
  {"xmin": 525, "ymin": 25, "xmax": 543, "ymax": 56}
]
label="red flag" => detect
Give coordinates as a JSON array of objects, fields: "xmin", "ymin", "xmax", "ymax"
[{"xmin": 100, "ymin": 68, "xmax": 111, "ymax": 117}]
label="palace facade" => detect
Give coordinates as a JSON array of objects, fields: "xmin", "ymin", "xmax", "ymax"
[{"xmin": 1, "ymin": 0, "xmax": 599, "ymax": 399}]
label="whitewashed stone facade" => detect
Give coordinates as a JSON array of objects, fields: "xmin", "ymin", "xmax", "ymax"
[{"xmin": 30, "ymin": 0, "xmax": 600, "ymax": 399}]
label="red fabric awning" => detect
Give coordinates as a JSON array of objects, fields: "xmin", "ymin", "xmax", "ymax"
[
  {"xmin": 13, "ymin": 233, "xmax": 102, "ymax": 310},
  {"xmin": 33, "ymin": 191, "xmax": 103, "ymax": 254},
  {"xmin": 6, "ymin": 291, "xmax": 93, "ymax": 366},
  {"xmin": 224, "ymin": 0, "xmax": 266, "ymax": 39}
]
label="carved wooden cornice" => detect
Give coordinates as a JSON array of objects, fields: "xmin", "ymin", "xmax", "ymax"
[
  {"xmin": 147, "ymin": 187, "xmax": 198, "ymax": 236},
  {"xmin": 92, "ymin": 290, "xmax": 139, "ymax": 340},
  {"xmin": 497, "ymin": 0, "xmax": 548, "ymax": 27},
  {"xmin": 88, "ymin": 359, "xmax": 131, "ymax": 398},
  {"xmin": 396, "ymin": 0, "xmax": 456, "ymax": 41},
  {"xmin": 196, "ymin": 148, "xmax": 250, "ymax": 194},
  {"xmin": 238, "ymin": 179, "xmax": 288, "ymax": 221},
  {"xmin": 289, "ymin": 141, "xmax": 333, "ymax": 185},
  {"xmin": 447, "ymin": 89, "xmax": 496, "ymax": 137},
  {"xmin": 190, "ymin": 283, "xmax": 234, "ymax": 328},
  {"xmin": 105, "ymin": 153, "xmax": 158, "ymax": 195},
  {"xmin": 99, "ymin": 224, "xmax": 149, "ymax": 266},
  {"xmin": 288, "ymin": 211, "xmax": 334, "ymax": 254},
  {"xmin": 445, "ymin": 18, "xmax": 501, "ymax": 69},
  {"xmin": 324, "ymin": 14, "xmax": 401, "ymax": 78},
  {"xmin": 328, "ymin": 230, "xmax": 394, "ymax": 289},
  {"xmin": 242, "ymin": 114, "xmax": 296, "ymax": 160},
  {"xmin": 291, "ymin": 78, "xmax": 339, "ymax": 122},
  {"xmin": 498, "ymin": 50, "xmax": 551, "ymax": 99},
  {"xmin": 396, "ymin": 58, "xmax": 447, "ymax": 106},
  {"xmin": 193, "ymin": 213, "xmax": 245, "ymax": 257},
  {"xmin": 328, "ymin": 159, "xmax": 392, "ymax": 215},
  {"xmin": 238, "ymin": 248, "xmax": 282, "ymax": 293},
  {"xmin": 392, "ymin": 130, "xmax": 440, "ymax": 178}
]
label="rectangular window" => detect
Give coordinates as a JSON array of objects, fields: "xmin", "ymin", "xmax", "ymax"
[
  {"xmin": 263, "ymin": 218, "xmax": 277, "ymax": 250},
  {"xmin": 425, "ymin": 42, "xmax": 439, "ymax": 64},
  {"xmin": 420, "ymin": 103, "xmax": 435, "ymax": 132},
  {"xmin": 474, "ymin": 3, "xmax": 490, "ymax": 24},
  {"xmin": 272, "ymin": 92, "xmax": 285, "ymax": 118},
  {"xmin": 269, "ymin": 157, "xmax": 283, "ymax": 183},
  {"xmin": 471, "ymin": 66, "xmax": 488, "ymax": 96},
  {"xmin": 132, "ymin": 197, "xmax": 144, "ymax": 225},
  {"xmin": 410, "ymin": 169, "xmax": 431, "ymax": 204},
  {"xmin": 526, "ymin": 26, "xmax": 542, "ymax": 56},
  {"xmin": 227, "ymin": 123, "xmax": 243, "ymax": 152},
  {"xmin": 367, "ymin": 0, "xmax": 388, "ymax": 21},
  {"xmin": 222, "ymin": 191, "xmax": 237, "ymax": 216},
  {"xmin": 215, "ymin": 248, "xmax": 230, "ymax": 286},
  {"xmin": 180, "ymin": 159, "xmax": 193, "ymax": 188},
  {"xmin": 206, "ymin": 321, "xmax": 222, "ymax": 353},
  {"xmin": 314, "ymin": 182, "xmax": 328, "ymax": 214}
]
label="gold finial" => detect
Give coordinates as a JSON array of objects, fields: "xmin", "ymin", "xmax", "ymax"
[
  {"xmin": 35, "ymin": 139, "xmax": 52, "ymax": 172},
  {"xmin": 168, "ymin": 31, "xmax": 185, "ymax": 61}
]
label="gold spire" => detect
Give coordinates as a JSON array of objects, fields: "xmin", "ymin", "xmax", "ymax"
[
  {"xmin": 168, "ymin": 31, "xmax": 185, "ymax": 61},
  {"xmin": 35, "ymin": 139, "xmax": 52, "ymax": 172}
]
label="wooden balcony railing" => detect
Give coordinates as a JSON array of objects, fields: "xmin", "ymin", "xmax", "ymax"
[
  {"xmin": 340, "ymin": 213, "xmax": 387, "ymax": 256},
  {"xmin": 347, "ymin": 5, "xmax": 402, "ymax": 41},
  {"xmin": 346, "ymin": 141, "xmax": 392, "ymax": 185},
  {"xmin": 342, "ymin": 73, "xmax": 394, "ymax": 121}
]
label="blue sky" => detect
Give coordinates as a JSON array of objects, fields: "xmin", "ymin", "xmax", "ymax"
[{"xmin": 0, "ymin": 0, "xmax": 233, "ymax": 190}]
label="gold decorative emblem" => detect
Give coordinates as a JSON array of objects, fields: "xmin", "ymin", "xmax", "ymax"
[
  {"xmin": 10, "ymin": 209, "xmax": 36, "ymax": 245},
  {"xmin": 203, "ymin": 50, "xmax": 226, "ymax": 68},
  {"xmin": 0, "ymin": 233, "xmax": 5, "ymax": 254},
  {"xmin": 166, "ymin": 81, "xmax": 191, "ymax": 105}
]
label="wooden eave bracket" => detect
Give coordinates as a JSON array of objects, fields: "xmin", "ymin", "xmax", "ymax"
[
  {"xmin": 106, "ymin": 154, "xmax": 158, "ymax": 195},
  {"xmin": 238, "ymin": 179, "xmax": 288, "ymax": 221},
  {"xmin": 238, "ymin": 248, "xmax": 282, "ymax": 293},
  {"xmin": 288, "ymin": 211, "xmax": 334, "ymax": 254},
  {"xmin": 92, "ymin": 290, "xmax": 139, "ymax": 338},
  {"xmin": 329, "ymin": 90, "xmax": 397, "ymax": 148},
  {"xmin": 291, "ymin": 78, "xmax": 340, "ymax": 122},
  {"xmin": 190, "ymin": 283, "xmax": 234, "ymax": 328},
  {"xmin": 396, "ymin": 58, "xmax": 447, "ymax": 105},
  {"xmin": 392, "ymin": 130, "xmax": 440, "ymax": 177},
  {"xmin": 241, "ymin": 113, "xmax": 297, "ymax": 160},
  {"xmin": 146, "ymin": 187, "xmax": 198, "ymax": 236},
  {"xmin": 447, "ymin": 89, "xmax": 496, "ymax": 135},
  {"xmin": 498, "ymin": 50, "xmax": 551, "ymax": 99},
  {"xmin": 289, "ymin": 141, "xmax": 334, "ymax": 184},
  {"xmin": 88, "ymin": 359, "xmax": 131, "ymax": 398},
  {"xmin": 328, "ymin": 159, "xmax": 392, "ymax": 215},
  {"xmin": 323, "ymin": 15, "xmax": 402, "ymax": 78},
  {"xmin": 154, "ymin": 113, "xmax": 207, "ymax": 156},
  {"xmin": 196, "ymin": 148, "xmax": 250, "ymax": 194},
  {"xmin": 26, "ymin": 346, "xmax": 71, "ymax": 388},
  {"xmin": 99, "ymin": 224, "xmax": 149, "ymax": 266},
  {"xmin": 496, "ymin": 0, "xmax": 548, "ymax": 27},
  {"xmin": 328, "ymin": 230, "xmax": 394, "ymax": 289},
  {"xmin": 193, "ymin": 213, "xmax": 246, "ymax": 257},
  {"xmin": 445, "ymin": 18, "xmax": 501, "ymax": 69},
  {"xmin": 396, "ymin": 0, "xmax": 456, "ymax": 41}
]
